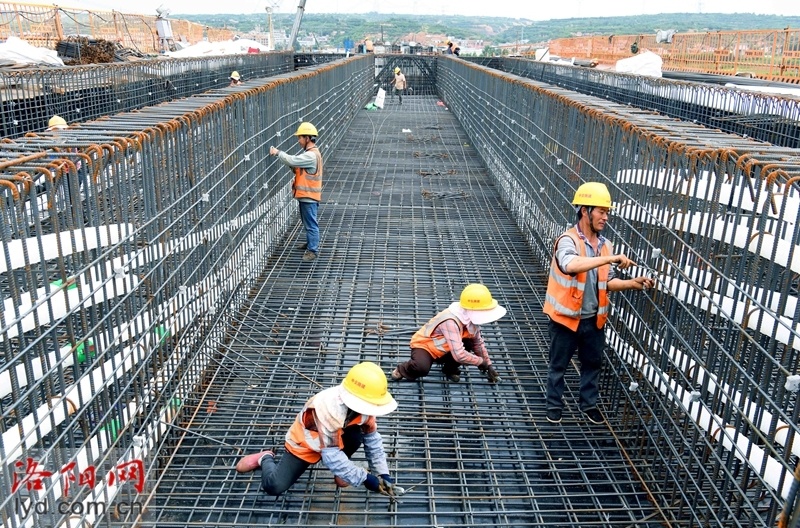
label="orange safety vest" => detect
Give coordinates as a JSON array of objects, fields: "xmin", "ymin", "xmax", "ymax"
[
  {"xmin": 409, "ymin": 308, "xmax": 475, "ymax": 359},
  {"xmin": 543, "ymin": 227, "xmax": 611, "ymax": 330},
  {"xmin": 293, "ymin": 146, "xmax": 323, "ymax": 202},
  {"xmin": 285, "ymin": 392, "xmax": 377, "ymax": 464}
]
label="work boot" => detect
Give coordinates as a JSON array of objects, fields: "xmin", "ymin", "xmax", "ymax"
[
  {"xmin": 235, "ymin": 450, "xmax": 274, "ymax": 473},
  {"xmin": 546, "ymin": 408, "xmax": 562, "ymax": 424},
  {"xmin": 302, "ymin": 250, "xmax": 317, "ymax": 262},
  {"xmin": 445, "ymin": 372, "xmax": 460, "ymax": 383}
]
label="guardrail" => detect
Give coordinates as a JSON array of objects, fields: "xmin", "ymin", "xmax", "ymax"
[
  {"xmin": 548, "ymin": 28, "xmax": 800, "ymax": 84},
  {"xmin": 0, "ymin": 2, "xmax": 232, "ymax": 53}
]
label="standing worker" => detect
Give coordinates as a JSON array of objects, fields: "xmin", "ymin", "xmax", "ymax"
[
  {"xmin": 390, "ymin": 67, "xmax": 407, "ymax": 105},
  {"xmin": 544, "ymin": 182, "xmax": 654, "ymax": 425},
  {"xmin": 270, "ymin": 122, "xmax": 322, "ymax": 262},
  {"xmin": 365, "ymin": 37, "xmax": 374, "ymax": 53},
  {"xmin": 235, "ymin": 362, "xmax": 398, "ymax": 497},
  {"xmin": 392, "ymin": 284, "xmax": 505, "ymax": 383}
]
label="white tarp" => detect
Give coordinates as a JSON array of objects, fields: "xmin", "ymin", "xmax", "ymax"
[
  {"xmin": 0, "ymin": 36, "xmax": 64, "ymax": 67},
  {"xmin": 615, "ymin": 50, "xmax": 662, "ymax": 78},
  {"xmin": 164, "ymin": 38, "xmax": 268, "ymax": 58}
]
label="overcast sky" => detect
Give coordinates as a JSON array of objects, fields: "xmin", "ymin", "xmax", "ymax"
[{"xmin": 57, "ymin": 0, "xmax": 800, "ymax": 18}]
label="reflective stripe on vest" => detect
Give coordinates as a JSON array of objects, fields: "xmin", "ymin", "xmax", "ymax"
[
  {"xmin": 285, "ymin": 394, "xmax": 370, "ymax": 463},
  {"xmin": 409, "ymin": 308, "xmax": 473, "ymax": 359},
  {"xmin": 293, "ymin": 146, "xmax": 322, "ymax": 201},
  {"xmin": 542, "ymin": 227, "xmax": 611, "ymax": 330}
]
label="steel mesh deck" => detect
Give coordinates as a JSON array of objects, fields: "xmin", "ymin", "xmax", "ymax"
[{"xmin": 144, "ymin": 96, "xmax": 665, "ymax": 527}]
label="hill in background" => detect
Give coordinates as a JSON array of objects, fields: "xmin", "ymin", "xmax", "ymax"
[{"xmin": 176, "ymin": 12, "xmax": 800, "ymax": 47}]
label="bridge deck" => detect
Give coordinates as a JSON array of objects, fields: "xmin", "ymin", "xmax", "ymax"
[{"xmin": 147, "ymin": 96, "xmax": 664, "ymax": 527}]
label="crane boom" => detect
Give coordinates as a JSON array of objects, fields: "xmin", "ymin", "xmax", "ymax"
[{"xmin": 288, "ymin": 0, "xmax": 307, "ymax": 50}]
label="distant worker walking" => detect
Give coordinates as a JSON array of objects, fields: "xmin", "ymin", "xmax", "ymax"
[
  {"xmin": 392, "ymin": 284, "xmax": 505, "ymax": 383},
  {"xmin": 235, "ymin": 362, "xmax": 398, "ymax": 498},
  {"xmin": 544, "ymin": 182, "xmax": 654, "ymax": 425},
  {"xmin": 270, "ymin": 122, "xmax": 323, "ymax": 262},
  {"xmin": 390, "ymin": 67, "xmax": 407, "ymax": 105}
]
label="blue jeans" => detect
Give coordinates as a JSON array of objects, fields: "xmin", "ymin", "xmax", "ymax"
[
  {"xmin": 260, "ymin": 426, "xmax": 363, "ymax": 495},
  {"xmin": 545, "ymin": 317, "xmax": 605, "ymax": 412},
  {"xmin": 298, "ymin": 201, "xmax": 319, "ymax": 253}
]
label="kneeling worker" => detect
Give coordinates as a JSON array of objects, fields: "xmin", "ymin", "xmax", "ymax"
[
  {"xmin": 236, "ymin": 362, "xmax": 397, "ymax": 497},
  {"xmin": 393, "ymin": 284, "xmax": 505, "ymax": 383}
]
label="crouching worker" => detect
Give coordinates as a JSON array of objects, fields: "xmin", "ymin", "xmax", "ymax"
[
  {"xmin": 392, "ymin": 284, "xmax": 506, "ymax": 383},
  {"xmin": 235, "ymin": 362, "xmax": 398, "ymax": 497}
]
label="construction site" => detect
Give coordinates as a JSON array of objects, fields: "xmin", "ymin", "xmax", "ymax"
[{"xmin": 3, "ymin": 1, "xmax": 800, "ymax": 527}]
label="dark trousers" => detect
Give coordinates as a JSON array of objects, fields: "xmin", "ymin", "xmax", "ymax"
[
  {"xmin": 260, "ymin": 425, "xmax": 363, "ymax": 495},
  {"xmin": 545, "ymin": 317, "xmax": 605, "ymax": 412},
  {"xmin": 396, "ymin": 339, "xmax": 474, "ymax": 380}
]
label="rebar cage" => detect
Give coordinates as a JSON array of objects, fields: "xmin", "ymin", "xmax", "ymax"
[{"xmin": 1, "ymin": 52, "xmax": 800, "ymax": 527}]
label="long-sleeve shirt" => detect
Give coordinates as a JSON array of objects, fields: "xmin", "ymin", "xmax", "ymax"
[
  {"xmin": 434, "ymin": 318, "xmax": 491, "ymax": 367},
  {"xmin": 277, "ymin": 148, "xmax": 319, "ymax": 203}
]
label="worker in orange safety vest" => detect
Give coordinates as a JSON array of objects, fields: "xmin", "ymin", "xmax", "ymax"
[
  {"xmin": 235, "ymin": 362, "xmax": 397, "ymax": 497},
  {"xmin": 270, "ymin": 122, "xmax": 323, "ymax": 262},
  {"xmin": 544, "ymin": 182, "xmax": 654, "ymax": 426},
  {"xmin": 392, "ymin": 284, "xmax": 506, "ymax": 383}
]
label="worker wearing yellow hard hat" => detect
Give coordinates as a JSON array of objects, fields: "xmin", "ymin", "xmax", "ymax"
[
  {"xmin": 47, "ymin": 115, "xmax": 68, "ymax": 131},
  {"xmin": 269, "ymin": 122, "xmax": 323, "ymax": 261},
  {"xmin": 229, "ymin": 71, "xmax": 242, "ymax": 86},
  {"xmin": 390, "ymin": 66, "xmax": 407, "ymax": 105},
  {"xmin": 392, "ymin": 283, "xmax": 506, "ymax": 383},
  {"xmin": 236, "ymin": 362, "xmax": 398, "ymax": 497},
  {"xmin": 543, "ymin": 182, "xmax": 654, "ymax": 426}
]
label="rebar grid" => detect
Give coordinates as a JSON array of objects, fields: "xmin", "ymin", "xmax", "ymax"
[
  {"xmin": 143, "ymin": 96, "xmax": 664, "ymax": 527},
  {"xmin": 0, "ymin": 56, "xmax": 373, "ymax": 528},
  {"xmin": 485, "ymin": 56, "xmax": 800, "ymax": 148},
  {"xmin": 3, "ymin": 53, "xmax": 800, "ymax": 528},
  {"xmin": 439, "ymin": 57, "xmax": 800, "ymax": 526}
]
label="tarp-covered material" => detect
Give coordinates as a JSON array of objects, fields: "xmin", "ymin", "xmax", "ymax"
[
  {"xmin": 0, "ymin": 37, "xmax": 64, "ymax": 67},
  {"xmin": 615, "ymin": 50, "xmax": 662, "ymax": 77},
  {"xmin": 165, "ymin": 38, "xmax": 268, "ymax": 58}
]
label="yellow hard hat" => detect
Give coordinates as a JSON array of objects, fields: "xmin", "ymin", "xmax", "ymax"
[
  {"xmin": 48, "ymin": 115, "xmax": 67, "ymax": 129},
  {"xmin": 572, "ymin": 182, "xmax": 613, "ymax": 208},
  {"xmin": 459, "ymin": 284, "xmax": 507, "ymax": 325},
  {"xmin": 340, "ymin": 362, "xmax": 397, "ymax": 416},
  {"xmin": 230, "ymin": 71, "xmax": 241, "ymax": 80},
  {"xmin": 394, "ymin": 67, "xmax": 401, "ymax": 73},
  {"xmin": 295, "ymin": 122, "xmax": 318, "ymax": 137}
]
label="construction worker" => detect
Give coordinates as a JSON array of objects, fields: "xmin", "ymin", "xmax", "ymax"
[
  {"xmin": 47, "ymin": 115, "xmax": 68, "ymax": 131},
  {"xmin": 390, "ymin": 67, "xmax": 407, "ymax": 105},
  {"xmin": 45, "ymin": 115, "xmax": 85, "ymax": 203},
  {"xmin": 544, "ymin": 182, "xmax": 654, "ymax": 425},
  {"xmin": 392, "ymin": 284, "xmax": 505, "ymax": 383},
  {"xmin": 269, "ymin": 122, "xmax": 322, "ymax": 262},
  {"xmin": 365, "ymin": 37, "xmax": 374, "ymax": 53},
  {"xmin": 445, "ymin": 41, "xmax": 454, "ymax": 54},
  {"xmin": 229, "ymin": 71, "xmax": 242, "ymax": 86},
  {"xmin": 235, "ymin": 362, "xmax": 398, "ymax": 497}
]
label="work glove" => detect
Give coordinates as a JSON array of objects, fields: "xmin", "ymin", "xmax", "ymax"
[
  {"xmin": 364, "ymin": 474, "xmax": 394, "ymax": 496},
  {"xmin": 378, "ymin": 474, "xmax": 395, "ymax": 496},
  {"xmin": 479, "ymin": 362, "xmax": 501, "ymax": 383}
]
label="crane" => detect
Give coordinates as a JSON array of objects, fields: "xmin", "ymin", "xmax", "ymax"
[{"xmin": 288, "ymin": 0, "xmax": 307, "ymax": 51}]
